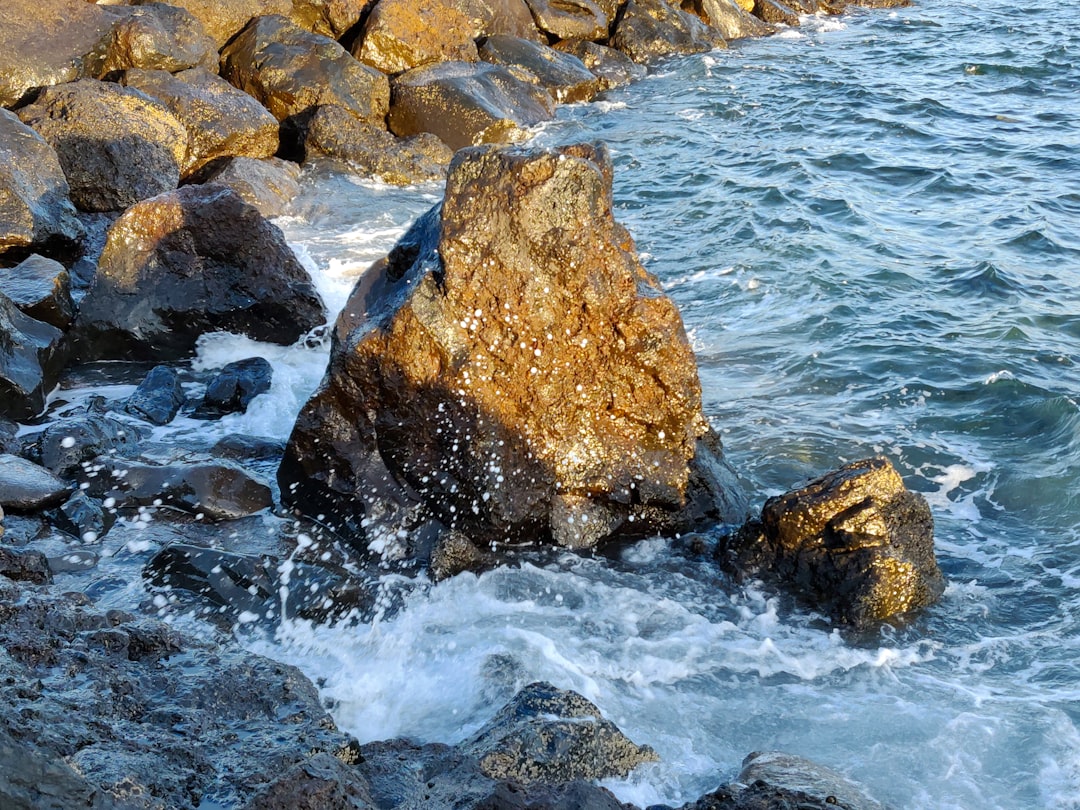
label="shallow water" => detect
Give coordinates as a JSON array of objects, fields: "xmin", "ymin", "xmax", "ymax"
[{"xmin": 60, "ymin": 1, "xmax": 1080, "ymax": 807}]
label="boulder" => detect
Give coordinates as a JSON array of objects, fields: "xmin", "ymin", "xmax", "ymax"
[
  {"xmin": 0, "ymin": 255, "xmax": 74, "ymax": 330},
  {"xmin": 37, "ymin": 413, "xmax": 143, "ymax": 478},
  {"xmin": 478, "ymin": 36, "xmax": 600, "ymax": 104},
  {"xmin": 17, "ymin": 79, "xmax": 188, "ymax": 213},
  {"xmin": 0, "ymin": 292, "xmax": 66, "ymax": 422},
  {"xmin": 129, "ymin": 0, "xmax": 293, "ymax": 49},
  {"xmin": 553, "ymin": 41, "xmax": 646, "ymax": 92},
  {"xmin": 612, "ymin": 0, "xmax": 726, "ymax": 64},
  {"xmin": 388, "ymin": 61, "xmax": 555, "ymax": 150},
  {"xmin": 683, "ymin": 0, "xmax": 775, "ymax": 39},
  {"xmin": 353, "ymin": 0, "xmax": 479, "ymax": 75},
  {"xmin": 303, "ymin": 104, "xmax": 453, "ymax": 186},
  {"xmin": 94, "ymin": 2, "xmax": 218, "ymax": 76},
  {"xmin": 462, "ymin": 682, "xmax": 657, "ymax": 784},
  {"xmin": 523, "ymin": 0, "xmax": 609, "ymax": 41},
  {"xmin": 123, "ymin": 67, "xmax": 280, "ymax": 175},
  {"xmin": 72, "ymin": 184, "xmax": 326, "ymax": 361},
  {"xmin": 289, "ymin": 0, "xmax": 373, "ymax": 39},
  {"xmin": 280, "ymin": 143, "xmax": 743, "ymax": 556},
  {"xmin": 46, "ymin": 491, "xmax": 115, "ymax": 543},
  {"xmin": 719, "ymin": 457, "xmax": 945, "ymax": 628},
  {"xmin": 0, "ymin": 454, "xmax": 71, "ymax": 511},
  {"xmin": 0, "ymin": 110, "xmax": 84, "ymax": 258},
  {"xmin": 457, "ymin": 0, "xmax": 544, "ymax": 40},
  {"xmin": 191, "ymin": 157, "xmax": 302, "ymax": 218},
  {"xmin": 751, "ymin": 0, "xmax": 800, "ymax": 26},
  {"xmin": 125, "ymin": 365, "xmax": 186, "ymax": 425},
  {"xmin": 193, "ymin": 356, "xmax": 272, "ymax": 419}
]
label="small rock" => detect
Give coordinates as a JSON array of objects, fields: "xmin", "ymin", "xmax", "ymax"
[
  {"xmin": 0, "ymin": 292, "xmax": 66, "ymax": 421},
  {"xmin": 0, "ymin": 255, "xmax": 75, "ymax": 330},
  {"xmin": 191, "ymin": 157, "xmax": 301, "ymax": 219},
  {"xmin": 210, "ymin": 434, "xmax": 286, "ymax": 463},
  {"xmin": 354, "ymin": 0, "xmax": 479, "ymax": 74},
  {"xmin": 524, "ymin": 0, "xmax": 609, "ymax": 41},
  {"xmin": 125, "ymin": 365, "xmax": 186, "ymax": 425},
  {"xmin": 612, "ymin": 0, "xmax": 727, "ymax": 63},
  {"xmin": 478, "ymin": 36, "xmax": 600, "ymax": 104},
  {"xmin": 193, "ymin": 357, "xmax": 272, "ymax": 419},
  {"xmin": 0, "ymin": 454, "xmax": 71, "ymax": 511},
  {"xmin": 0, "ymin": 416, "xmax": 17, "ymax": 455},
  {"xmin": 47, "ymin": 491, "xmax": 114, "ymax": 542},
  {"xmin": 38, "ymin": 413, "xmax": 143, "ymax": 478},
  {"xmin": 751, "ymin": 0, "xmax": 801, "ymax": 26}
]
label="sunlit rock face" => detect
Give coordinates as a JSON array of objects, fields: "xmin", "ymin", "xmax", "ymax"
[{"xmin": 280, "ymin": 142, "xmax": 745, "ymax": 569}]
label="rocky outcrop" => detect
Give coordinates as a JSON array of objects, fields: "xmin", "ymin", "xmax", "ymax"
[
  {"xmin": 612, "ymin": 0, "xmax": 727, "ymax": 63},
  {"xmin": 0, "ymin": 255, "xmax": 74, "ymax": 330},
  {"xmin": 191, "ymin": 157, "xmax": 302, "ymax": 218},
  {"xmin": 17, "ymin": 80, "xmax": 188, "ymax": 213},
  {"xmin": 478, "ymin": 36, "xmax": 600, "ymax": 104},
  {"xmin": 280, "ymin": 143, "xmax": 744, "ymax": 563},
  {"xmin": 553, "ymin": 41, "xmax": 646, "ymax": 91},
  {"xmin": 0, "ymin": 455, "xmax": 71, "ymax": 511},
  {"xmin": 353, "ymin": 0, "xmax": 480, "ymax": 75},
  {"xmin": 388, "ymin": 61, "xmax": 556, "ymax": 150},
  {"xmin": 524, "ymin": 0, "xmax": 610, "ymax": 41},
  {"xmin": 130, "ymin": 0, "xmax": 293, "ymax": 49},
  {"xmin": 0, "ymin": 293, "xmax": 66, "ymax": 422},
  {"xmin": 95, "ymin": 2, "xmax": 218, "ymax": 76},
  {"xmin": 719, "ymin": 457, "xmax": 945, "ymax": 628},
  {"xmin": 46, "ymin": 491, "xmax": 115, "ymax": 543},
  {"xmin": 73, "ymin": 184, "xmax": 325, "ymax": 361}
]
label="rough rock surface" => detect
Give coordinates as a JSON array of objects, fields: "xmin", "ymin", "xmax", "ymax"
[
  {"xmin": 0, "ymin": 547, "xmax": 51, "ymax": 584},
  {"xmin": 17, "ymin": 79, "xmax": 188, "ymax": 213},
  {"xmin": 0, "ymin": 293, "xmax": 66, "ymax": 422},
  {"xmin": 192, "ymin": 157, "xmax": 302, "ymax": 218},
  {"xmin": 46, "ymin": 491, "xmax": 115, "ymax": 543},
  {"xmin": 524, "ymin": 0, "xmax": 610, "ymax": 41},
  {"xmin": 36, "ymin": 413, "xmax": 143, "ymax": 478},
  {"xmin": 0, "ymin": 454, "xmax": 71, "ymax": 511},
  {"xmin": 458, "ymin": 0, "xmax": 544, "ymax": 40},
  {"xmin": 73, "ymin": 184, "xmax": 326, "ymax": 361},
  {"xmin": 194, "ymin": 357, "xmax": 273, "ymax": 418},
  {"xmin": 0, "ymin": 110, "xmax": 84, "ymax": 258},
  {"xmin": 125, "ymin": 365, "xmax": 186, "ymax": 425},
  {"xmin": 612, "ymin": 0, "xmax": 727, "ymax": 63},
  {"xmin": 280, "ymin": 143, "xmax": 743, "ymax": 559},
  {"xmin": 388, "ymin": 61, "xmax": 556, "ymax": 151},
  {"xmin": 290, "ymin": 0, "xmax": 373, "ymax": 38},
  {"xmin": 130, "ymin": 0, "xmax": 293, "ymax": 48},
  {"xmin": 354, "ymin": 0, "xmax": 480, "ymax": 75},
  {"xmin": 0, "ymin": 255, "xmax": 74, "ymax": 330},
  {"xmin": 478, "ymin": 36, "xmax": 600, "ymax": 104},
  {"xmin": 553, "ymin": 41, "xmax": 646, "ymax": 91},
  {"xmin": 751, "ymin": 0, "xmax": 800, "ymax": 26},
  {"xmin": 95, "ymin": 2, "xmax": 218, "ymax": 76},
  {"xmin": 719, "ymin": 457, "xmax": 945, "ymax": 628},
  {"xmin": 685, "ymin": 0, "xmax": 775, "ymax": 39}
]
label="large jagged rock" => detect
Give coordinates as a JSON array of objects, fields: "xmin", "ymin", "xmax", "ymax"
[
  {"xmin": 612, "ymin": 0, "xmax": 727, "ymax": 63},
  {"xmin": 94, "ymin": 2, "xmax": 218, "ymax": 76},
  {"xmin": 123, "ymin": 67, "xmax": 280, "ymax": 175},
  {"xmin": 290, "ymin": 0, "xmax": 373, "ymax": 39},
  {"xmin": 0, "ymin": 293, "xmax": 66, "ymax": 422},
  {"xmin": 553, "ymin": 40, "xmax": 646, "ymax": 91},
  {"xmin": 719, "ymin": 457, "xmax": 945, "ymax": 628},
  {"xmin": 388, "ymin": 61, "xmax": 556, "ymax": 151},
  {"xmin": 280, "ymin": 143, "xmax": 744, "ymax": 560},
  {"xmin": 353, "ymin": 0, "xmax": 480, "ymax": 75},
  {"xmin": 0, "ymin": 111, "xmax": 83, "ymax": 258},
  {"xmin": 457, "ymin": 0, "xmax": 544, "ymax": 40},
  {"xmin": 683, "ymin": 0, "xmax": 775, "ymax": 39},
  {"xmin": 72, "ymin": 184, "xmax": 326, "ymax": 361},
  {"xmin": 17, "ymin": 80, "xmax": 188, "ymax": 213},
  {"xmin": 191, "ymin": 157, "xmax": 302, "ymax": 218},
  {"xmin": 524, "ymin": 0, "xmax": 610, "ymax": 41},
  {"xmin": 478, "ymin": 36, "xmax": 600, "ymax": 104},
  {"xmin": 130, "ymin": 0, "xmax": 293, "ymax": 49},
  {"xmin": 0, "ymin": 255, "xmax": 74, "ymax": 330}
]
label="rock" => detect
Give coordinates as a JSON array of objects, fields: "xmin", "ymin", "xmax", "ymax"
[
  {"xmin": 280, "ymin": 143, "xmax": 743, "ymax": 557},
  {"xmin": 191, "ymin": 157, "xmax": 302, "ymax": 218},
  {"xmin": 86, "ymin": 458, "xmax": 272, "ymax": 520},
  {"xmin": 0, "ymin": 110, "xmax": 84, "ymax": 258},
  {"xmin": 0, "ymin": 547, "xmax": 51, "ymax": 584},
  {"xmin": 37, "ymin": 413, "xmax": 143, "ymax": 478},
  {"xmin": 210, "ymin": 434, "xmax": 287, "ymax": 463},
  {"xmin": 17, "ymin": 79, "xmax": 188, "ymax": 213},
  {"xmin": 304, "ymin": 104, "xmax": 454, "ymax": 185},
  {"xmin": 0, "ymin": 255, "xmax": 74, "ymax": 330},
  {"xmin": 242, "ymin": 752, "xmax": 376, "ymax": 810},
  {"xmin": 751, "ymin": 0, "xmax": 800, "ymax": 26},
  {"xmin": 0, "ymin": 726, "xmax": 116, "ymax": 810},
  {"xmin": 478, "ymin": 36, "xmax": 601, "ymax": 104},
  {"xmin": 130, "ymin": 0, "xmax": 293, "ymax": 49},
  {"xmin": 123, "ymin": 67, "xmax": 280, "ymax": 175},
  {"xmin": 290, "ymin": 0, "xmax": 373, "ymax": 39},
  {"xmin": 220, "ymin": 14, "xmax": 389, "ymax": 152},
  {"xmin": 353, "ymin": 0, "xmax": 479, "ymax": 75},
  {"xmin": 683, "ymin": 0, "xmax": 775, "ymax": 39},
  {"xmin": 72, "ymin": 184, "xmax": 326, "ymax": 362},
  {"xmin": 719, "ymin": 457, "xmax": 945, "ymax": 628},
  {"xmin": 553, "ymin": 41, "xmax": 646, "ymax": 91},
  {"xmin": 0, "ymin": 0, "xmax": 120, "ymax": 108},
  {"xmin": 95, "ymin": 2, "xmax": 218, "ymax": 76},
  {"xmin": 462, "ymin": 682, "xmax": 658, "ymax": 784},
  {"xmin": 193, "ymin": 357, "xmax": 272, "ymax": 418},
  {"xmin": 125, "ymin": 365, "xmax": 186, "ymax": 425},
  {"xmin": 0, "ymin": 417, "xmax": 16, "ymax": 455},
  {"xmin": 848, "ymin": 0, "xmax": 912, "ymax": 7},
  {"xmin": 0, "ymin": 293, "xmax": 66, "ymax": 422},
  {"xmin": 611, "ymin": 0, "xmax": 727, "ymax": 63},
  {"xmin": 457, "ymin": 0, "xmax": 544, "ymax": 40},
  {"xmin": 46, "ymin": 491, "xmax": 114, "ymax": 543},
  {"xmin": 524, "ymin": 0, "xmax": 609, "ymax": 41},
  {"xmin": 0, "ymin": 454, "xmax": 70, "ymax": 511},
  {"xmin": 388, "ymin": 61, "xmax": 556, "ymax": 150}
]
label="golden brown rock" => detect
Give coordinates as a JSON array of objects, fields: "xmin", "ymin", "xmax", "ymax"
[
  {"xmin": 478, "ymin": 35, "xmax": 600, "ymax": 104},
  {"xmin": 752, "ymin": 0, "xmax": 801, "ymax": 26},
  {"xmin": 130, "ymin": 0, "xmax": 292, "ymax": 48},
  {"xmin": 192, "ymin": 156, "xmax": 301, "ymax": 218},
  {"xmin": 353, "ymin": 0, "xmax": 479, "ymax": 75},
  {"xmin": 94, "ymin": 2, "xmax": 218, "ymax": 76},
  {"xmin": 612, "ymin": 0, "xmax": 727, "ymax": 63},
  {"xmin": 290, "ymin": 0, "xmax": 374, "ymax": 38},
  {"xmin": 523, "ymin": 0, "xmax": 609, "ymax": 41},
  {"xmin": 682, "ymin": 0, "xmax": 775, "ymax": 39},
  {"xmin": 456, "ymin": 0, "xmax": 543, "ymax": 40}
]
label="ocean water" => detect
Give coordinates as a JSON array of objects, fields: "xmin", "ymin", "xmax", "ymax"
[{"xmin": 111, "ymin": 0, "xmax": 1080, "ymax": 807}]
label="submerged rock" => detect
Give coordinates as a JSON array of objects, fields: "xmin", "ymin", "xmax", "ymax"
[
  {"xmin": 719, "ymin": 457, "xmax": 945, "ymax": 628},
  {"xmin": 0, "ymin": 293, "xmax": 66, "ymax": 422}
]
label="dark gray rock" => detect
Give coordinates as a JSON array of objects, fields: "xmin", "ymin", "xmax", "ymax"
[
  {"xmin": 194, "ymin": 357, "xmax": 273, "ymax": 419},
  {"xmin": 478, "ymin": 35, "xmax": 600, "ymax": 104},
  {"xmin": 0, "ymin": 726, "xmax": 116, "ymax": 810},
  {"xmin": 243, "ymin": 752, "xmax": 376, "ymax": 810},
  {"xmin": 95, "ymin": 2, "xmax": 218, "ymax": 76},
  {"xmin": 553, "ymin": 41, "xmax": 646, "ymax": 92},
  {"xmin": 0, "ymin": 255, "xmax": 74, "ymax": 330},
  {"xmin": 125, "ymin": 365, "xmax": 186, "ymax": 425},
  {"xmin": 191, "ymin": 157, "xmax": 302, "ymax": 219},
  {"xmin": 611, "ymin": 0, "xmax": 727, "ymax": 63},
  {"xmin": 0, "ymin": 417, "xmax": 16, "ymax": 455},
  {"xmin": 38, "ymin": 413, "xmax": 143, "ymax": 478},
  {"xmin": 0, "ymin": 454, "xmax": 70, "ymax": 511},
  {"xmin": 46, "ymin": 491, "xmax": 114, "ymax": 543},
  {"xmin": 0, "ymin": 292, "xmax": 66, "ymax": 421},
  {"xmin": 0, "ymin": 547, "xmax": 51, "ymax": 584},
  {"xmin": 210, "ymin": 434, "xmax": 287, "ymax": 463},
  {"xmin": 524, "ymin": 0, "xmax": 609, "ymax": 41}
]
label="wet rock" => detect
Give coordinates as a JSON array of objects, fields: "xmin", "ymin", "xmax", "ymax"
[
  {"xmin": 751, "ymin": 0, "xmax": 800, "ymax": 26},
  {"xmin": 0, "ymin": 547, "xmax": 51, "ymax": 584},
  {"xmin": 17, "ymin": 79, "xmax": 188, "ymax": 213},
  {"xmin": 0, "ymin": 417, "xmax": 15, "ymax": 454},
  {"xmin": 290, "ymin": 0, "xmax": 373, "ymax": 39},
  {"xmin": 553, "ymin": 41, "xmax": 646, "ymax": 91},
  {"xmin": 86, "ymin": 458, "xmax": 272, "ymax": 520},
  {"xmin": 0, "ymin": 255, "xmax": 74, "ymax": 330},
  {"xmin": 37, "ymin": 413, "xmax": 142, "ymax": 478},
  {"xmin": 848, "ymin": 0, "xmax": 912, "ymax": 8},
  {"xmin": 463, "ymin": 682, "xmax": 658, "ymax": 784},
  {"xmin": 524, "ymin": 0, "xmax": 610, "ymax": 41},
  {"xmin": 242, "ymin": 752, "xmax": 376, "ymax": 810},
  {"xmin": 72, "ymin": 184, "xmax": 326, "ymax": 361},
  {"xmin": 612, "ymin": 0, "xmax": 727, "ymax": 63},
  {"xmin": 0, "ymin": 514, "xmax": 48, "ymax": 545},
  {"xmin": 193, "ymin": 357, "xmax": 272, "ymax": 419},
  {"xmin": 0, "ymin": 294, "xmax": 66, "ymax": 422},
  {"xmin": 0, "ymin": 110, "xmax": 84, "ymax": 258},
  {"xmin": 0, "ymin": 726, "xmax": 116, "ymax": 810},
  {"xmin": 280, "ymin": 143, "xmax": 743, "ymax": 559},
  {"xmin": 458, "ymin": 0, "xmax": 545, "ymax": 40},
  {"xmin": 46, "ymin": 491, "xmax": 114, "ymax": 543},
  {"xmin": 683, "ymin": 0, "xmax": 775, "ymax": 39},
  {"xmin": 388, "ymin": 61, "xmax": 556, "ymax": 150},
  {"xmin": 125, "ymin": 365, "xmax": 186, "ymax": 425},
  {"xmin": 130, "ymin": 0, "xmax": 293, "ymax": 49},
  {"xmin": 192, "ymin": 157, "xmax": 302, "ymax": 219},
  {"xmin": 719, "ymin": 457, "xmax": 945, "ymax": 628},
  {"xmin": 0, "ymin": 454, "xmax": 71, "ymax": 511},
  {"xmin": 354, "ymin": 0, "xmax": 480, "ymax": 75},
  {"xmin": 478, "ymin": 36, "xmax": 601, "ymax": 104},
  {"xmin": 211, "ymin": 434, "xmax": 287, "ymax": 463},
  {"xmin": 123, "ymin": 66, "xmax": 280, "ymax": 175},
  {"xmin": 95, "ymin": 2, "xmax": 218, "ymax": 76}
]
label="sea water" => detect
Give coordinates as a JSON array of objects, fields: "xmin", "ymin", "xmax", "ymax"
[{"xmin": 197, "ymin": 1, "xmax": 1080, "ymax": 806}]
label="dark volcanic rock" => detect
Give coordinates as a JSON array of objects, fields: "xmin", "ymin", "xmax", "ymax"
[
  {"xmin": 612, "ymin": 0, "xmax": 727, "ymax": 63},
  {"xmin": 192, "ymin": 157, "xmax": 302, "ymax": 218},
  {"xmin": 125, "ymin": 365, "xmax": 186, "ymax": 425},
  {"xmin": 193, "ymin": 356, "xmax": 273, "ymax": 418},
  {"xmin": 0, "ymin": 292, "xmax": 66, "ymax": 422},
  {"xmin": 0, "ymin": 110, "xmax": 84, "ymax": 258},
  {"xmin": 553, "ymin": 41, "xmax": 646, "ymax": 91},
  {"xmin": 524, "ymin": 0, "xmax": 610, "ymax": 41},
  {"xmin": 0, "ymin": 547, "xmax": 51, "ymax": 584},
  {"xmin": 243, "ymin": 752, "xmax": 376, "ymax": 810},
  {"xmin": 280, "ymin": 143, "xmax": 744, "ymax": 560},
  {"xmin": 684, "ymin": 0, "xmax": 775, "ymax": 39},
  {"xmin": 46, "ymin": 491, "xmax": 114, "ymax": 543},
  {"xmin": 354, "ymin": 0, "xmax": 480, "ymax": 75},
  {"xmin": 0, "ymin": 726, "xmax": 116, "ymax": 810},
  {"xmin": 95, "ymin": 2, "xmax": 218, "ymax": 76},
  {"xmin": 73, "ymin": 184, "xmax": 326, "ymax": 361},
  {"xmin": 16, "ymin": 79, "xmax": 188, "ymax": 213},
  {"xmin": 719, "ymin": 457, "xmax": 945, "ymax": 628},
  {"xmin": 130, "ymin": 0, "xmax": 293, "ymax": 49},
  {"xmin": 0, "ymin": 255, "xmax": 74, "ymax": 330},
  {"xmin": 388, "ymin": 61, "xmax": 556, "ymax": 151},
  {"xmin": 38, "ymin": 413, "xmax": 143, "ymax": 478},
  {"xmin": 211, "ymin": 434, "xmax": 287, "ymax": 463},
  {"xmin": 0, "ymin": 454, "xmax": 71, "ymax": 511},
  {"xmin": 478, "ymin": 36, "xmax": 600, "ymax": 104}
]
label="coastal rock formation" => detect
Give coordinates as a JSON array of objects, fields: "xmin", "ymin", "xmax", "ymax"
[
  {"xmin": 554, "ymin": 40, "xmax": 647, "ymax": 91},
  {"xmin": 685, "ymin": 0, "xmax": 775, "ymax": 39},
  {"xmin": 719, "ymin": 457, "xmax": 945, "ymax": 628},
  {"xmin": 524, "ymin": 0, "xmax": 610, "ymax": 41},
  {"xmin": 478, "ymin": 36, "xmax": 601, "ymax": 104},
  {"xmin": 612, "ymin": 0, "xmax": 727, "ymax": 63},
  {"xmin": 0, "ymin": 293, "xmax": 66, "ymax": 422},
  {"xmin": 130, "ymin": 0, "xmax": 293, "ymax": 49},
  {"xmin": 280, "ymin": 142, "xmax": 744, "ymax": 562},
  {"xmin": 17, "ymin": 80, "xmax": 188, "ymax": 213},
  {"xmin": 354, "ymin": 0, "xmax": 480, "ymax": 75},
  {"xmin": 46, "ymin": 491, "xmax": 115, "ymax": 543},
  {"xmin": 191, "ymin": 157, "xmax": 302, "ymax": 218},
  {"xmin": 751, "ymin": 0, "xmax": 801, "ymax": 26},
  {"xmin": 0, "ymin": 255, "xmax": 74, "ymax": 330},
  {"xmin": 95, "ymin": 2, "xmax": 218, "ymax": 76},
  {"xmin": 73, "ymin": 184, "xmax": 325, "ymax": 361}
]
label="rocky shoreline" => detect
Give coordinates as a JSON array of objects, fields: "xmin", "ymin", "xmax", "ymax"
[{"xmin": 3, "ymin": 1, "xmax": 931, "ymax": 808}]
